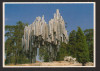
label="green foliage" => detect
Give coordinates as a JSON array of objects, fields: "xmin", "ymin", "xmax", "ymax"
[
  {"xmin": 5, "ymin": 21, "xmax": 29, "ymax": 64},
  {"xmin": 39, "ymin": 45, "xmax": 50, "ymax": 62},
  {"xmin": 39, "ymin": 46, "xmax": 46, "ymax": 59},
  {"xmin": 76, "ymin": 27, "xmax": 89, "ymax": 66},
  {"xmin": 67, "ymin": 30, "xmax": 77, "ymax": 57},
  {"xmin": 44, "ymin": 52, "xmax": 49, "ymax": 62},
  {"xmin": 65, "ymin": 22, "xmax": 68, "ymax": 28},
  {"xmin": 56, "ymin": 42, "xmax": 67, "ymax": 61},
  {"xmin": 5, "ymin": 20, "xmax": 93, "ymax": 65},
  {"xmin": 84, "ymin": 29, "xmax": 93, "ymax": 62}
]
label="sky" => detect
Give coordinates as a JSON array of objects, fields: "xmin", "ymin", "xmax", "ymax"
[{"xmin": 5, "ymin": 3, "xmax": 94, "ymax": 61}]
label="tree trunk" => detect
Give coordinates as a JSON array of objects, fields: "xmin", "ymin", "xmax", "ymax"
[
  {"xmin": 15, "ymin": 54, "xmax": 17, "ymax": 65},
  {"xmin": 30, "ymin": 52, "xmax": 32, "ymax": 63},
  {"xmin": 82, "ymin": 63, "xmax": 85, "ymax": 66}
]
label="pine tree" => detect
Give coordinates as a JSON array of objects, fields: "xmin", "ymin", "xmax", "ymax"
[
  {"xmin": 76, "ymin": 27, "xmax": 89, "ymax": 66},
  {"xmin": 68, "ymin": 30, "xmax": 76, "ymax": 57},
  {"xmin": 56, "ymin": 42, "xmax": 67, "ymax": 61},
  {"xmin": 44, "ymin": 52, "xmax": 49, "ymax": 62},
  {"xmin": 84, "ymin": 29, "xmax": 93, "ymax": 62}
]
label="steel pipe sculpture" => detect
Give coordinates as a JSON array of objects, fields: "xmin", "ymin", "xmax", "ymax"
[{"xmin": 22, "ymin": 9, "xmax": 68, "ymax": 63}]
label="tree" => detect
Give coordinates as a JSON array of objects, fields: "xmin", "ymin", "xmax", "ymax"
[
  {"xmin": 44, "ymin": 52, "xmax": 49, "ymax": 62},
  {"xmin": 56, "ymin": 42, "xmax": 67, "ymax": 61},
  {"xmin": 39, "ymin": 45, "xmax": 49, "ymax": 62},
  {"xmin": 65, "ymin": 22, "xmax": 67, "ymax": 28},
  {"xmin": 68, "ymin": 30, "xmax": 77, "ymax": 57},
  {"xmin": 84, "ymin": 29, "xmax": 93, "ymax": 62},
  {"xmin": 5, "ymin": 25, "xmax": 15, "ymax": 64},
  {"xmin": 5, "ymin": 21, "xmax": 29, "ymax": 64},
  {"xmin": 76, "ymin": 27, "xmax": 89, "ymax": 66}
]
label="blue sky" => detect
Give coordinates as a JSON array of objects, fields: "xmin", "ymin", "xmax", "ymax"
[
  {"xmin": 5, "ymin": 3, "xmax": 94, "ymax": 34},
  {"xmin": 5, "ymin": 3, "xmax": 94, "ymax": 61}
]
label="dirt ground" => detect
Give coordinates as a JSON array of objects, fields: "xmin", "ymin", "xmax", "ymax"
[{"xmin": 5, "ymin": 61, "xmax": 94, "ymax": 66}]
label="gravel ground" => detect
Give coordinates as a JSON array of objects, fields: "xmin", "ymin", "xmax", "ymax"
[{"xmin": 5, "ymin": 61, "xmax": 94, "ymax": 66}]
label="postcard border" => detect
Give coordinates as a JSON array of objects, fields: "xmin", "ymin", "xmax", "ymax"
[{"xmin": 3, "ymin": 2, "xmax": 96, "ymax": 68}]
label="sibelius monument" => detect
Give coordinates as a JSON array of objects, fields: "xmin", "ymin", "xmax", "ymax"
[{"xmin": 22, "ymin": 9, "xmax": 69, "ymax": 63}]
